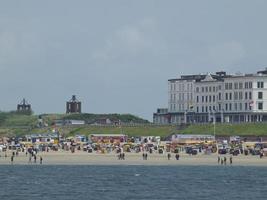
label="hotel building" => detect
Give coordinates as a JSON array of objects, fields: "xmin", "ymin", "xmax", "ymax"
[{"xmin": 153, "ymin": 69, "xmax": 267, "ymax": 124}]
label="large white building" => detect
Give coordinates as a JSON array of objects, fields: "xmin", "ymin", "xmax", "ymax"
[{"xmin": 153, "ymin": 69, "xmax": 267, "ymax": 124}]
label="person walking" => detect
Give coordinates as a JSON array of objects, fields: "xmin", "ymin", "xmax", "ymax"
[
  {"xmin": 40, "ymin": 156, "xmax": 43, "ymax": 165},
  {"xmin": 230, "ymin": 156, "xmax": 233, "ymax": 165},
  {"xmin": 167, "ymin": 153, "xmax": 171, "ymax": 160}
]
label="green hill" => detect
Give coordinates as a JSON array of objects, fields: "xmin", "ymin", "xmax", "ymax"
[{"xmin": 1, "ymin": 111, "xmax": 267, "ymax": 137}]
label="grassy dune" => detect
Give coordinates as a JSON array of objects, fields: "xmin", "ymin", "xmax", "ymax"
[{"xmin": 1, "ymin": 112, "xmax": 267, "ymax": 137}]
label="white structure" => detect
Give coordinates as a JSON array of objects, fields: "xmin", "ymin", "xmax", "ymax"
[{"xmin": 154, "ymin": 69, "xmax": 267, "ymax": 124}]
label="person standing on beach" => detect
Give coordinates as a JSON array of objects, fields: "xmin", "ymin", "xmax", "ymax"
[
  {"xmin": 224, "ymin": 157, "xmax": 227, "ymax": 165},
  {"xmin": 218, "ymin": 156, "xmax": 220, "ymax": 164},
  {"xmin": 11, "ymin": 155, "xmax": 14, "ymax": 164},
  {"xmin": 221, "ymin": 159, "xmax": 223, "ymax": 165},
  {"xmin": 28, "ymin": 155, "xmax": 32, "ymax": 164},
  {"xmin": 40, "ymin": 156, "xmax": 43, "ymax": 165},
  {"xmin": 167, "ymin": 153, "xmax": 171, "ymax": 160},
  {"xmin": 230, "ymin": 156, "xmax": 232, "ymax": 165},
  {"xmin": 175, "ymin": 154, "xmax": 180, "ymax": 160},
  {"xmin": 145, "ymin": 153, "xmax": 148, "ymax": 160},
  {"xmin": 142, "ymin": 153, "xmax": 145, "ymax": 160},
  {"xmin": 34, "ymin": 155, "xmax": 37, "ymax": 163}
]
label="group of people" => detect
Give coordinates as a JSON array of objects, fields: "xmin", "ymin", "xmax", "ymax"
[
  {"xmin": 118, "ymin": 153, "xmax": 125, "ymax": 160},
  {"xmin": 218, "ymin": 156, "xmax": 233, "ymax": 165},
  {"xmin": 142, "ymin": 153, "xmax": 148, "ymax": 160},
  {"xmin": 8, "ymin": 149, "xmax": 43, "ymax": 165}
]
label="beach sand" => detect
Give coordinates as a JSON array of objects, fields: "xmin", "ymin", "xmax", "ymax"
[{"xmin": 0, "ymin": 150, "xmax": 267, "ymax": 166}]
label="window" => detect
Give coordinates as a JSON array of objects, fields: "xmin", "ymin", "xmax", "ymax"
[
  {"xmin": 202, "ymin": 106, "xmax": 204, "ymax": 112},
  {"xmin": 240, "ymin": 103, "xmax": 242, "ymax": 111},
  {"xmin": 234, "ymin": 82, "xmax": 238, "ymax": 89},
  {"xmin": 213, "ymin": 95, "xmax": 215, "ymax": 102},
  {"xmin": 229, "ymin": 103, "xmax": 232, "ymax": 111},
  {"xmin": 229, "ymin": 83, "xmax": 233, "ymax": 90},
  {"xmin": 225, "ymin": 93, "xmax": 228, "ymax": 100},
  {"xmin": 196, "ymin": 87, "xmax": 199, "ymax": 93},
  {"xmin": 249, "ymin": 92, "xmax": 252, "ymax": 99},
  {"xmin": 209, "ymin": 96, "xmax": 211, "ymax": 102},
  {"xmin": 258, "ymin": 92, "xmax": 263, "ymax": 99},
  {"xmin": 239, "ymin": 82, "xmax": 243, "ymax": 89},
  {"xmin": 225, "ymin": 103, "xmax": 228, "ymax": 111},
  {"xmin": 258, "ymin": 102, "xmax": 263, "ymax": 110},
  {"xmin": 209, "ymin": 86, "xmax": 211, "ymax": 92},
  {"xmin": 234, "ymin": 92, "xmax": 238, "ymax": 100},
  {"xmin": 197, "ymin": 106, "xmax": 199, "ymax": 113},
  {"xmin": 219, "ymin": 104, "xmax": 221, "ymax": 111},
  {"xmin": 239, "ymin": 92, "xmax": 243, "ymax": 100},
  {"xmin": 202, "ymin": 96, "xmax": 204, "ymax": 102},
  {"xmin": 225, "ymin": 83, "xmax": 228, "ymax": 90},
  {"xmin": 229, "ymin": 93, "xmax": 232, "ymax": 100},
  {"xmin": 245, "ymin": 82, "xmax": 248, "ymax": 89},
  {"xmin": 218, "ymin": 85, "xmax": 222, "ymax": 90},
  {"xmin": 213, "ymin": 86, "xmax": 215, "ymax": 92},
  {"xmin": 205, "ymin": 87, "xmax": 208, "ymax": 92},
  {"xmin": 249, "ymin": 82, "xmax": 252, "ymax": 88},
  {"xmin": 219, "ymin": 93, "xmax": 221, "ymax": 100},
  {"xmin": 257, "ymin": 81, "xmax": 264, "ymax": 88},
  {"xmin": 197, "ymin": 96, "xmax": 199, "ymax": 103},
  {"xmin": 206, "ymin": 96, "xmax": 208, "ymax": 102},
  {"xmin": 234, "ymin": 103, "xmax": 237, "ymax": 111},
  {"xmin": 245, "ymin": 92, "xmax": 248, "ymax": 100},
  {"xmin": 245, "ymin": 103, "xmax": 248, "ymax": 110},
  {"xmin": 202, "ymin": 87, "xmax": 204, "ymax": 92}
]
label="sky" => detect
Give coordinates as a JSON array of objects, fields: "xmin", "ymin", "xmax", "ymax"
[{"xmin": 0, "ymin": 0, "xmax": 267, "ymax": 121}]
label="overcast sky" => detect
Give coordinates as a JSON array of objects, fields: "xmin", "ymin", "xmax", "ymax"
[{"xmin": 0, "ymin": 0, "xmax": 267, "ymax": 121}]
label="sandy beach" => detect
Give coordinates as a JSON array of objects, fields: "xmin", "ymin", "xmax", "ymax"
[{"xmin": 0, "ymin": 150, "xmax": 267, "ymax": 166}]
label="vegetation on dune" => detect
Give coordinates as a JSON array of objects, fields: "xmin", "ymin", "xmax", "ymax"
[
  {"xmin": 1, "ymin": 111, "xmax": 267, "ymax": 137},
  {"xmin": 67, "ymin": 125, "xmax": 176, "ymax": 138},
  {"xmin": 61, "ymin": 113, "xmax": 150, "ymax": 124},
  {"xmin": 180, "ymin": 123, "xmax": 267, "ymax": 136}
]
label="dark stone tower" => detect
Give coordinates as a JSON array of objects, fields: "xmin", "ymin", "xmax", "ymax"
[
  {"xmin": 17, "ymin": 98, "xmax": 32, "ymax": 113},
  {"xmin": 66, "ymin": 95, "xmax": 81, "ymax": 114}
]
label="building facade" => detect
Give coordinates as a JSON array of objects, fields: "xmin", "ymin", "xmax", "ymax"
[{"xmin": 153, "ymin": 69, "xmax": 267, "ymax": 124}]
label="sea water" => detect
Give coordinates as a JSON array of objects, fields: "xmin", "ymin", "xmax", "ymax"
[{"xmin": 0, "ymin": 165, "xmax": 266, "ymax": 200}]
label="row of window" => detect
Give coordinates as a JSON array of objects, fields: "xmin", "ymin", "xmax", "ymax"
[
  {"xmin": 172, "ymin": 91, "xmax": 263, "ymax": 104},
  {"xmin": 170, "ymin": 93, "xmax": 193, "ymax": 102},
  {"xmin": 195, "ymin": 102, "xmax": 263, "ymax": 113},
  {"xmin": 225, "ymin": 82, "xmax": 253, "ymax": 90},
  {"xmin": 196, "ymin": 85, "xmax": 220, "ymax": 93},
  {"xmin": 170, "ymin": 83, "xmax": 193, "ymax": 91},
  {"xmin": 173, "ymin": 81, "xmax": 265, "ymax": 93}
]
